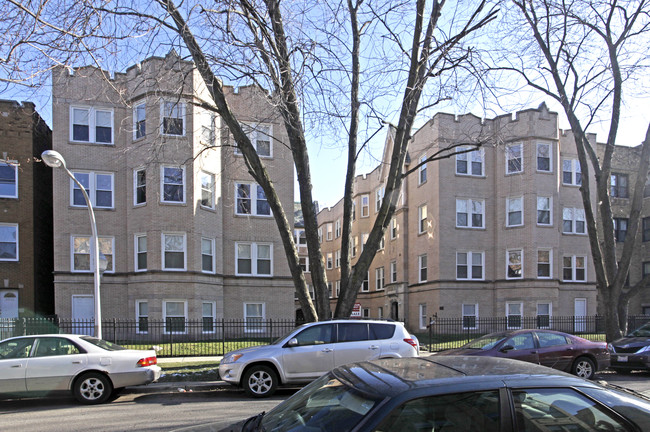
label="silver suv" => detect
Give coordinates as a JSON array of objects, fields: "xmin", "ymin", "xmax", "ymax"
[{"xmin": 219, "ymin": 319, "xmax": 419, "ymax": 397}]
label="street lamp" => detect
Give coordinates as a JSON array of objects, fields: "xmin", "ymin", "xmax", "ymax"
[{"xmin": 42, "ymin": 150, "xmax": 104, "ymax": 339}]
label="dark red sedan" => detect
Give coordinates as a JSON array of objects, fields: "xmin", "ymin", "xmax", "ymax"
[{"xmin": 435, "ymin": 329, "xmax": 609, "ymax": 379}]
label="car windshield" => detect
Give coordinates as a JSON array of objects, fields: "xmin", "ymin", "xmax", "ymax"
[
  {"xmin": 627, "ymin": 323, "xmax": 650, "ymax": 337},
  {"xmin": 80, "ymin": 336, "xmax": 127, "ymax": 351},
  {"xmin": 271, "ymin": 326, "xmax": 302, "ymax": 345},
  {"xmin": 261, "ymin": 373, "xmax": 380, "ymax": 431},
  {"xmin": 461, "ymin": 333, "xmax": 508, "ymax": 350}
]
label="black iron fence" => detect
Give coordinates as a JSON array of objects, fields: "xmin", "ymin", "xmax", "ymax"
[
  {"xmin": 423, "ymin": 315, "xmax": 650, "ymax": 352},
  {"xmin": 0, "ymin": 317, "xmax": 302, "ymax": 357}
]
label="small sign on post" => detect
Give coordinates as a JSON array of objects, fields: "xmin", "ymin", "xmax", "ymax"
[{"xmin": 351, "ymin": 303, "xmax": 362, "ymax": 318}]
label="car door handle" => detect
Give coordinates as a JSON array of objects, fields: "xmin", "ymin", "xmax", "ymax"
[
  {"xmin": 11, "ymin": 364, "xmax": 23, "ymax": 368},
  {"xmin": 321, "ymin": 348, "xmax": 333, "ymax": 353},
  {"xmin": 369, "ymin": 345, "xmax": 380, "ymax": 350},
  {"xmin": 72, "ymin": 361, "xmax": 82, "ymax": 364}
]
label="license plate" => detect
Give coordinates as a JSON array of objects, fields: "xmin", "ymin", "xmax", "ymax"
[{"xmin": 617, "ymin": 355, "xmax": 628, "ymax": 362}]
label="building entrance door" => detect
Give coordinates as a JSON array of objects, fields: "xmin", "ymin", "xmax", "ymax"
[
  {"xmin": 574, "ymin": 298, "xmax": 587, "ymax": 332},
  {"xmin": 72, "ymin": 295, "xmax": 94, "ymax": 336},
  {"xmin": 0, "ymin": 291, "xmax": 18, "ymax": 318}
]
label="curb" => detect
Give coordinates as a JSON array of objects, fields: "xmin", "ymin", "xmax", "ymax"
[{"xmin": 126, "ymin": 380, "xmax": 233, "ymax": 394}]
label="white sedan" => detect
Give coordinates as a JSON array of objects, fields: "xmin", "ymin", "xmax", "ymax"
[{"xmin": 0, "ymin": 334, "xmax": 161, "ymax": 404}]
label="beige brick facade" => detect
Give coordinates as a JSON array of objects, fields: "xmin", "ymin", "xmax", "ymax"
[
  {"xmin": 50, "ymin": 52, "xmax": 295, "ymax": 328},
  {"xmin": 0, "ymin": 100, "xmax": 53, "ymax": 318},
  {"xmin": 315, "ymin": 104, "xmax": 603, "ymax": 333}
]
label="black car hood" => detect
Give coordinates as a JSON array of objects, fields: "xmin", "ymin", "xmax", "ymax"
[{"xmin": 612, "ymin": 336, "xmax": 650, "ymax": 349}]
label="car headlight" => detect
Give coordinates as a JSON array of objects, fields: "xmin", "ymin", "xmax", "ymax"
[
  {"xmin": 607, "ymin": 343, "xmax": 614, "ymax": 352},
  {"xmin": 637, "ymin": 345, "xmax": 650, "ymax": 354},
  {"xmin": 222, "ymin": 353, "xmax": 244, "ymax": 364}
]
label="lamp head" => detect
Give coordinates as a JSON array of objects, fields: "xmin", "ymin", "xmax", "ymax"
[{"xmin": 41, "ymin": 150, "xmax": 67, "ymax": 169}]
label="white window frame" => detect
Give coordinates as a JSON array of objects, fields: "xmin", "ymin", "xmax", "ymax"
[
  {"xmin": 361, "ymin": 194, "xmax": 370, "ymax": 217},
  {"xmin": 335, "ymin": 281, "xmax": 340, "ymax": 297},
  {"xmin": 133, "ymin": 167, "xmax": 146, "ymax": 206},
  {"xmin": 326, "ymin": 252, "xmax": 333, "ymax": 269},
  {"xmin": 537, "ymin": 302, "xmax": 552, "ymax": 329},
  {"xmin": 70, "ymin": 106, "xmax": 114, "ymax": 144},
  {"xmin": 244, "ymin": 302, "xmax": 266, "ymax": 333},
  {"xmin": 163, "ymin": 300, "xmax": 188, "ymax": 334},
  {"xmin": 335, "ymin": 219, "xmax": 341, "ymax": 238},
  {"xmin": 335, "ymin": 250, "xmax": 341, "ymax": 268},
  {"xmin": 462, "ymin": 304, "xmax": 479, "ymax": 330},
  {"xmin": 506, "ymin": 142, "xmax": 523, "ymax": 174},
  {"xmin": 562, "ymin": 159, "xmax": 582, "ymax": 186},
  {"xmin": 456, "ymin": 251, "xmax": 484, "ymax": 280},
  {"xmin": 71, "ymin": 171, "xmax": 114, "ymax": 209},
  {"xmin": 456, "ymin": 198, "xmax": 485, "ymax": 229},
  {"xmin": 507, "ymin": 249, "xmax": 524, "ymax": 280},
  {"xmin": 361, "ymin": 271, "xmax": 369, "ymax": 292},
  {"xmin": 419, "ymin": 155, "xmax": 427, "ymax": 185},
  {"xmin": 160, "ymin": 100, "xmax": 186, "ymax": 136},
  {"xmin": 563, "ymin": 207, "xmax": 586, "ymax": 234},
  {"xmin": 0, "ymin": 161, "xmax": 18, "ymax": 199},
  {"xmin": 71, "ymin": 235, "xmax": 114, "ymax": 273},
  {"xmin": 202, "ymin": 301, "xmax": 217, "ymax": 334},
  {"xmin": 134, "ymin": 234, "xmax": 147, "ymax": 272},
  {"xmin": 563, "ymin": 255, "xmax": 587, "ymax": 282},
  {"xmin": 326, "ymin": 223, "xmax": 333, "ymax": 241},
  {"xmin": 536, "ymin": 141, "xmax": 552, "ymax": 173},
  {"xmin": 135, "ymin": 300, "xmax": 149, "ymax": 334},
  {"xmin": 456, "ymin": 147, "xmax": 484, "ymax": 176},
  {"xmin": 0, "ymin": 223, "xmax": 18, "ymax": 261},
  {"xmin": 418, "ymin": 254, "xmax": 427, "ymax": 283},
  {"xmin": 235, "ymin": 242, "xmax": 273, "ymax": 276},
  {"xmin": 537, "ymin": 249, "xmax": 552, "ymax": 279},
  {"xmin": 390, "ymin": 218, "xmax": 397, "ymax": 239},
  {"xmin": 390, "ymin": 261, "xmax": 397, "ymax": 283},
  {"xmin": 235, "ymin": 182, "xmax": 271, "ymax": 217},
  {"xmin": 201, "ymin": 237, "xmax": 215, "ymax": 274},
  {"xmin": 375, "ymin": 186, "xmax": 385, "ymax": 213},
  {"xmin": 506, "ymin": 302, "xmax": 523, "ymax": 330},
  {"xmin": 375, "ymin": 266, "xmax": 385, "ymax": 291},
  {"xmin": 160, "ymin": 165, "xmax": 186, "ymax": 204},
  {"xmin": 537, "ymin": 196, "xmax": 552, "ymax": 226},
  {"xmin": 506, "ymin": 197, "xmax": 524, "ymax": 227},
  {"xmin": 161, "ymin": 232, "xmax": 187, "ymax": 271},
  {"xmin": 378, "ymin": 235, "xmax": 385, "ymax": 251},
  {"xmin": 418, "ymin": 204, "xmax": 427, "ymax": 234},
  {"xmin": 133, "ymin": 102, "xmax": 146, "ymax": 140},
  {"xmin": 351, "ymin": 236, "xmax": 358, "ymax": 257},
  {"xmin": 419, "ymin": 304, "xmax": 428, "ymax": 330},
  {"xmin": 240, "ymin": 123, "xmax": 273, "ymax": 157},
  {"xmin": 200, "ymin": 171, "xmax": 215, "ymax": 209}
]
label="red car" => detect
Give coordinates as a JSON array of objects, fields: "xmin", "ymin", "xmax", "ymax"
[{"xmin": 435, "ymin": 329, "xmax": 610, "ymax": 379}]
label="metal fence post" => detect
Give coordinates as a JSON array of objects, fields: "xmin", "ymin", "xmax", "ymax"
[{"xmin": 221, "ymin": 318, "xmax": 225, "ymax": 356}]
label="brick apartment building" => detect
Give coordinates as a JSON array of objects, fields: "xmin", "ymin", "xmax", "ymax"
[
  {"xmin": 314, "ymin": 104, "xmax": 606, "ymax": 332},
  {"xmin": 50, "ymin": 51, "xmax": 295, "ymax": 332},
  {"xmin": 0, "ymin": 100, "xmax": 53, "ymax": 318}
]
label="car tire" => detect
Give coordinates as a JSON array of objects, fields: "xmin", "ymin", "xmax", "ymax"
[
  {"xmin": 572, "ymin": 356, "xmax": 596, "ymax": 379},
  {"xmin": 243, "ymin": 366, "xmax": 278, "ymax": 398},
  {"xmin": 73, "ymin": 372, "xmax": 113, "ymax": 404}
]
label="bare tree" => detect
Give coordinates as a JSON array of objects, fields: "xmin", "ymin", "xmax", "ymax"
[{"xmin": 494, "ymin": 0, "xmax": 650, "ymax": 340}]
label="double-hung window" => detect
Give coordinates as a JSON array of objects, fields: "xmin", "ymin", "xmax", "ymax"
[
  {"xmin": 326, "ymin": 223, "xmax": 333, "ymax": 241},
  {"xmin": 335, "ymin": 250, "xmax": 341, "ymax": 268},
  {"xmin": 563, "ymin": 207, "xmax": 586, "ymax": 234},
  {"xmin": 136, "ymin": 300, "xmax": 148, "ymax": 334},
  {"xmin": 0, "ymin": 224, "xmax": 18, "ymax": 261},
  {"xmin": 134, "ymin": 234, "xmax": 147, "ymax": 271},
  {"xmin": 418, "ymin": 204, "xmax": 428, "ymax": 234},
  {"xmin": 419, "ymin": 155, "xmax": 427, "ymax": 184},
  {"xmin": 419, "ymin": 304, "xmax": 427, "ymax": 330},
  {"xmin": 507, "ymin": 249, "xmax": 523, "ymax": 279},
  {"xmin": 162, "ymin": 233, "xmax": 186, "ymax": 271},
  {"xmin": 536, "ymin": 142, "xmax": 552, "ymax": 172},
  {"xmin": 361, "ymin": 271, "xmax": 369, "ymax": 292},
  {"xmin": 241, "ymin": 124, "xmax": 272, "ymax": 157},
  {"xmin": 71, "ymin": 171, "xmax": 114, "ymax": 208},
  {"xmin": 537, "ymin": 249, "xmax": 551, "ymax": 278},
  {"xmin": 236, "ymin": 242, "xmax": 272, "ymax": 276},
  {"xmin": 133, "ymin": 103, "xmax": 146, "ymax": 139},
  {"xmin": 202, "ymin": 238, "xmax": 215, "ymax": 273},
  {"xmin": 361, "ymin": 194, "xmax": 369, "ymax": 217},
  {"xmin": 164, "ymin": 300, "xmax": 187, "ymax": 334},
  {"xmin": 0, "ymin": 161, "xmax": 18, "ymax": 198},
  {"xmin": 375, "ymin": 186, "xmax": 384, "ymax": 212},
  {"xmin": 456, "ymin": 251, "xmax": 484, "ymax": 280},
  {"xmin": 563, "ymin": 256, "xmax": 586, "ymax": 282},
  {"xmin": 562, "ymin": 159, "xmax": 582, "ymax": 185},
  {"xmin": 200, "ymin": 172, "xmax": 215, "ymax": 209},
  {"xmin": 537, "ymin": 303, "xmax": 552, "ymax": 328},
  {"xmin": 614, "ymin": 218, "xmax": 628, "ymax": 242},
  {"xmin": 71, "ymin": 236, "xmax": 114, "ymax": 272},
  {"xmin": 326, "ymin": 253, "xmax": 333, "ymax": 269},
  {"xmin": 506, "ymin": 302, "xmax": 523, "ymax": 329},
  {"xmin": 611, "ymin": 173, "xmax": 629, "ymax": 198},
  {"xmin": 244, "ymin": 303, "xmax": 265, "ymax": 332},
  {"xmin": 537, "ymin": 196, "xmax": 552, "ymax": 226},
  {"xmin": 375, "ymin": 267, "xmax": 385, "ymax": 290},
  {"xmin": 390, "ymin": 261, "xmax": 397, "ymax": 283},
  {"xmin": 456, "ymin": 198, "xmax": 484, "ymax": 228},
  {"xmin": 335, "ymin": 219, "xmax": 341, "ymax": 238},
  {"xmin": 644, "ymin": 217, "xmax": 650, "ymax": 242},
  {"xmin": 390, "ymin": 218, "xmax": 397, "ymax": 239},
  {"xmin": 236, "ymin": 182, "xmax": 270, "ymax": 216},
  {"xmin": 161, "ymin": 166, "xmax": 185, "ymax": 203},
  {"xmin": 418, "ymin": 254, "xmax": 427, "ymax": 282},
  {"xmin": 161, "ymin": 101, "xmax": 185, "ymax": 136},
  {"xmin": 506, "ymin": 142, "xmax": 523, "ymax": 174},
  {"xmin": 456, "ymin": 147, "xmax": 484, "ymax": 176},
  {"xmin": 462, "ymin": 304, "xmax": 478, "ymax": 330},
  {"xmin": 202, "ymin": 302, "xmax": 216, "ymax": 333},
  {"xmin": 134, "ymin": 168, "xmax": 146, "ymax": 205},
  {"xmin": 71, "ymin": 106, "xmax": 113, "ymax": 144},
  {"xmin": 507, "ymin": 197, "xmax": 523, "ymax": 227}
]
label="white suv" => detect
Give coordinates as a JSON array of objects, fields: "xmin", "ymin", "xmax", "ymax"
[{"xmin": 219, "ymin": 319, "xmax": 419, "ymax": 397}]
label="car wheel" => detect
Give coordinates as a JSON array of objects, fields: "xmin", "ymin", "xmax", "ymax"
[
  {"xmin": 243, "ymin": 366, "xmax": 278, "ymax": 398},
  {"xmin": 73, "ymin": 372, "xmax": 113, "ymax": 404},
  {"xmin": 572, "ymin": 356, "xmax": 596, "ymax": 379}
]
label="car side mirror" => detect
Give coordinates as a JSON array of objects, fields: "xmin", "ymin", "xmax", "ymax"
[
  {"xmin": 287, "ymin": 338, "xmax": 299, "ymax": 347},
  {"xmin": 500, "ymin": 344, "xmax": 514, "ymax": 353}
]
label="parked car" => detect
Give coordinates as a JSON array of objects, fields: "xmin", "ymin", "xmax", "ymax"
[
  {"xmin": 434, "ymin": 329, "xmax": 609, "ymax": 379},
  {"xmin": 218, "ymin": 319, "xmax": 419, "ymax": 397},
  {"xmin": 0, "ymin": 334, "xmax": 161, "ymax": 404},
  {"xmin": 191, "ymin": 356, "xmax": 650, "ymax": 432},
  {"xmin": 609, "ymin": 321, "xmax": 650, "ymax": 372}
]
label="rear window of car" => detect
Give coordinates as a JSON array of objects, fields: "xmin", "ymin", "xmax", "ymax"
[
  {"xmin": 80, "ymin": 336, "xmax": 127, "ymax": 351},
  {"xmin": 370, "ymin": 323, "xmax": 395, "ymax": 340}
]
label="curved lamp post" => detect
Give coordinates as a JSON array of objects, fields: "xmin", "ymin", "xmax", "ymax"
[{"xmin": 42, "ymin": 150, "xmax": 105, "ymax": 339}]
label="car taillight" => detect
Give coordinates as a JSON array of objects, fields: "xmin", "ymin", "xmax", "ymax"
[
  {"xmin": 137, "ymin": 356, "xmax": 157, "ymax": 367},
  {"xmin": 404, "ymin": 338, "xmax": 417, "ymax": 349}
]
